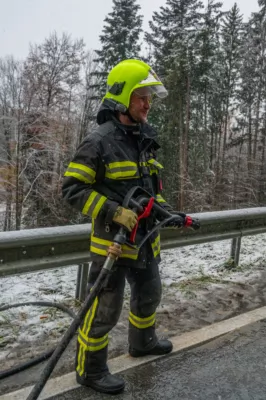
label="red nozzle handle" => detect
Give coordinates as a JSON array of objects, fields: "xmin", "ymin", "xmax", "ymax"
[{"xmin": 130, "ymin": 197, "xmax": 154, "ymax": 243}]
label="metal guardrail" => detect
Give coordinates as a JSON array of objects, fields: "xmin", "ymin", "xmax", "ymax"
[{"xmin": 1, "ymin": 208, "xmax": 266, "ymax": 300}]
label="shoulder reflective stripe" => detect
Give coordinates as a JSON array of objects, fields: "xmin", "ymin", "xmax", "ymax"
[
  {"xmin": 65, "ymin": 162, "xmax": 96, "ymax": 183},
  {"xmin": 156, "ymin": 194, "xmax": 166, "ymax": 203},
  {"xmin": 82, "ymin": 192, "xmax": 107, "ymax": 218},
  {"xmin": 139, "ymin": 160, "xmax": 162, "ymax": 175},
  {"xmin": 147, "ymin": 159, "xmax": 164, "ymax": 169},
  {"xmin": 129, "ymin": 311, "xmax": 156, "ymax": 329}
]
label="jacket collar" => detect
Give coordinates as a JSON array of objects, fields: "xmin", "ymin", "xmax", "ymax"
[{"xmin": 97, "ymin": 104, "xmax": 160, "ymax": 149}]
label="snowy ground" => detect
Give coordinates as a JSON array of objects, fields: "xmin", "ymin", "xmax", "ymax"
[{"xmin": 1, "ymin": 234, "xmax": 266, "ymax": 373}]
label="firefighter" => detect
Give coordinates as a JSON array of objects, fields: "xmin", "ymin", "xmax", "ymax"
[{"xmin": 62, "ymin": 59, "xmax": 184, "ymax": 394}]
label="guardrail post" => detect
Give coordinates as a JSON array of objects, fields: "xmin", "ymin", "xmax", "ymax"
[
  {"xmin": 75, "ymin": 265, "xmax": 82, "ymax": 300},
  {"xmin": 230, "ymin": 237, "xmax": 242, "ymax": 267},
  {"xmin": 75, "ymin": 263, "xmax": 90, "ymax": 301}
]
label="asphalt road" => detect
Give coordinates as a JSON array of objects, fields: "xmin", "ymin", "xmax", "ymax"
[{"xmin": 51, "ymin": 319, "xmax": 266, "ymax": 400}]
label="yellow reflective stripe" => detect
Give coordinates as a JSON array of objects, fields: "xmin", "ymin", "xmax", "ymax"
[
  {"xmin": 148, "ymin": 159, "xmax": 164, "ymax": 169},
  {"xmin": 90, "ymin": 236, "xmax": 138, "ymax": 260},
  {"xmin": 153, "ymin": 244, "xmax": 160, "ymax": 258},
  {"xmin": 152, "ymin": 234, "xmax": 160, "ymax": 258},
  {"xmin": 129, "ymin": 317, "xmax": 155, "ymax": 329},
  {"xmin": 64, "ymin": 171, "xmax": 91, "ymax": 184},
  {"xmin": 91, "ymin": 196, "xmax": 107, "ymax": 219},
  {"xmin": 105, "ymin": 161, "xmax": 139, "ymax": 179},
  {"xmin": 139, "ymin": 160, "xmax": 162, "ymax": 175},
  {"xmin": 69, "ymin": 162, "xmax": 95, "ymax": 177},
  {"xmin": 78, "ymin": 331, "xmax": 109, "ymax": 351},
  {"xmin": 82, "ymin": 191, "xmax": 107, "ymax": 218},
  {"xmin": 129, "ymin": 311, "xmax": 156, "ymax": 322},
  {"xmin": 108, "ymin": 161, "xmax": 137, "ymax": 168},
  {"xmin": 76, "ymin": 345, "xmax": 86, "ymax": 376},
  {"xmin": 87, "ymin": 339, "xmax": 108, "ymax": 352},
  {"xmin": 91, "ymin": 236, "xmax": 113, "ymax": 246},
  {"xmin": 84, "ymin": 297, "xmax": 99, "ymax": 337},
  {"xmin": 152, "ymin": 234, "xmax": 160, "ymax": 249},
  {"xmin": 121, "ymin": 252, "xmax": 138, "ymax": 260},
  {"xmin": 77, "ymin": 296, "xmax": 99, "ymax": 375},
  {"xmin": 105, "ymin": 171, "xmax": 139, "ymax": 179},
  {"xmin": 129, "ymin": 311, "xmax": 156, "ymax": 329},
  {"xmin": 64, "ymin": 162, "xmax": 96, "ymax": 184},
  {"xmin": 156, "ymin": 194, "xmax": 166, "ymax": 203},
  {"xmin": 79, "ymin": 333, "xmax": 108, "ymax": 343},
  {"xmin": 90, "ymin": 245, "xmax": 108, "ymax": 256}
]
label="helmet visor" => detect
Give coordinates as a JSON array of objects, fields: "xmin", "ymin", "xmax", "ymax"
[{"xmin": 133, "ymin": 84, "xmax": 168, "ymax": 99}]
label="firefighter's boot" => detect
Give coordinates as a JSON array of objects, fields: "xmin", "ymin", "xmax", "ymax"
[
  {"xmin": 129, "ymin": 339, "xmax": 173, "ymax": 358},
  {"xmin": 76, "ymin": 373, "xmax": 125, "ymax": 394}
]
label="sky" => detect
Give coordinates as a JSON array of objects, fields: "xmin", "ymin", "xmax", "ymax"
[{"xmin": 0, "ymin": 0, "xmax": 260, "ymax": 60}]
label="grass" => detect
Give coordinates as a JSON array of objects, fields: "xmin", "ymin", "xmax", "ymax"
[{"xmin": 168, "ymin": 265, "xmax": 245, "ymax": 297}]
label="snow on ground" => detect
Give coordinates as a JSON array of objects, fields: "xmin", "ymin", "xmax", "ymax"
[
  {"xmin": 160, "ymin": 234, "xmax": 266, "ymax": 285},
  {"xmin": 0, "ymin": 234, "xmax": 266, "ymax": 369}
]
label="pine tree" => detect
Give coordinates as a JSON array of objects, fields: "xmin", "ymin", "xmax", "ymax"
[
  {"xmin": 146, "ymin": 0, "xmax": 204, "ymax": 72},
  {"xmin": 92, "ymin": 0, "xmax": 143, "ymax": 99},
  {"xmin": 220, "ymin": 4, "xmax": 244, "ymax": 171},
  {"xmin": 146, "ymin": 0, "xmax": 204, "ymax": 209},
  {"xmin": 194, "ymin": 0, "xmax": 223, "ymax": 173},
  {"xmin": 236, "ymin": 0, "xmax": 266, "ymax": 205}
]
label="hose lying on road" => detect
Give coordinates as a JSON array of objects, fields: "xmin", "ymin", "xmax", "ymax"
[{"xmin": 0, "ymin": 301, "xmax": 76, "ymax": 380}]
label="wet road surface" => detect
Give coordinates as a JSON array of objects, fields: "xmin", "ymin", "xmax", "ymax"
[{"xmin": 51, "ymin": 319, "xmax": 266, "ymax": 400}]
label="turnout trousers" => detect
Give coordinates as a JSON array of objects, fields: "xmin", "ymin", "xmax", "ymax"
[{"xmin": 76, "ymin": 249, "xmax": 162, "ymax": 379}]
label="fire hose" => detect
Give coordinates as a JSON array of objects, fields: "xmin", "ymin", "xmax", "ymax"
[{"xmin": 26, "ymin": 186, "xmax": 200, "ymax": 400}]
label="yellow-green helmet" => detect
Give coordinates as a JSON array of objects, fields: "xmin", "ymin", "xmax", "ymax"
[{"xmin": 103, "ymin": 59, "xmax": 168, "ymax": 111}]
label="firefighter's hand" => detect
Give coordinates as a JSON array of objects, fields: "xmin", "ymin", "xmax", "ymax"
[
  {"xmin": 165, "ymin": 215, "xmax": 184, "ymax": 229},
  {"xmin": 108, "ymin": 243, "xmax": 122, "ymax": 260},
  {"xmin": 112, "ymin": 206, "xmax": 138, "ymax": 231},
  {"xmin": 167, "ymin": 212, "xmax": 200, "ymax": 230},
  {"xmin": 190, "ymin": 218, "xmax": 200, "ymax": 230}
]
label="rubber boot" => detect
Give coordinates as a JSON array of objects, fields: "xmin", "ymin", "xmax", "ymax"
[
  {"xmin": 129, "ymin": 339, "xmax": 173, "ymax": 357},
  {"xmin": 77, "ymin": 373, "xmax": 125, "ymax": 394},
  {"xmin": 76, "ymin": 343, "xmax": 125, "ymax": 394}
]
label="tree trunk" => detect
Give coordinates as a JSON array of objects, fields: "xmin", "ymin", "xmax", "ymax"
[{"xmin": 179, "ymin": 91, "xmax": 184, "ymax": 210}]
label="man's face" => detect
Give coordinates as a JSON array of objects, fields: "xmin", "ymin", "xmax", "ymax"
[{"xmin": 128, "ymin": 87, "xmax": 152, "ymax": 123}]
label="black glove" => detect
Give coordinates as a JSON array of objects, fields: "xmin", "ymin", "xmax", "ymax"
[
  {"xmin": 166, "ymin": 212, "xmax": 200, "ymax": 230},
  {"xmin": 165, "ymin": 214, "xmax": 184, "ymax": 228}
]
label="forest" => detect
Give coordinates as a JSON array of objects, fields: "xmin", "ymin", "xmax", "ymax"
[{"xmin": 0, "ymin": 0, "xmax": 265, "ymax": 231}]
